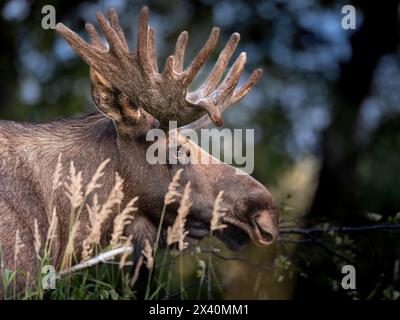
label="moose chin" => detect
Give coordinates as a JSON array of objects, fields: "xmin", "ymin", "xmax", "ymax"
[{"xmin": 0, "ymin": 6, "xmax": 278, "ymax": 291}]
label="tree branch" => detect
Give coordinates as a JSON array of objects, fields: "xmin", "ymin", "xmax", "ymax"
[{"xmin": 280, "ymin": 223, "xmax": 400, "ymax": 236}]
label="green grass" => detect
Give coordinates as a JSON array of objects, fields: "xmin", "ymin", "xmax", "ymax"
[{"xmin": 0, "ymin": 239, "xmax": 226, "ymax": 300}]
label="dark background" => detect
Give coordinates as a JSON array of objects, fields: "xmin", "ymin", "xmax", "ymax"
[{"xmin": 1, "ymin": 0, "xmax": 400, "ymax": 299}]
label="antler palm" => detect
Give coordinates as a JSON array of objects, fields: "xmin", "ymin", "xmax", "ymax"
[{"xmin": 56, "ymin": 7, "xmax": 262, "ymax": 128}]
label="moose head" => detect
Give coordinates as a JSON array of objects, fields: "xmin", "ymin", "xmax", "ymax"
[{"xmin": 55, "ymin": 6, "xmax": 278, "ymax": 252}]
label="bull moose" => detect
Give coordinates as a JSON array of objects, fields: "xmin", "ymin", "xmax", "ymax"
[{"xmin": 0, "ymin": 6, "xmax": 278, "ymax": 292}]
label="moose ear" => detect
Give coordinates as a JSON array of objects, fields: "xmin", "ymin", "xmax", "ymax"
[
  {"xmin": 90, "ymin": 69, "xmax": 142, "ymax": 125},
  {"xmin": 90, "ymin": 69, "xmax": 123, "ymax": 122}
]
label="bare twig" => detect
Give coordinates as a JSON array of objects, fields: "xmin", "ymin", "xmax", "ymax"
[
  {"xmin": 280, "ymin": 223, "xmax": 400, "ymax": 235},
  {"xmin": 199, "ymin": 247, "xmax": 274, "ymax": 271},
  {"xmin": 307, "ymin": 235, "xmax": 359, "ymax": 267},
  {"xmin": 278, "ymin": 223, "xmax": 400, "ymax": 269},
  {"xmin": 278, "ymin": 238, "xmax": 315, "ymax": 244},
  {"xmin": 58, "ymin": 245, "xmax": 133, "ymax": 277}
]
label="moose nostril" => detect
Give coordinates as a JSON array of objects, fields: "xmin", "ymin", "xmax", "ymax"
[
  {"xmin": 253, "ymin": 210, "xmax": 278, "ymax": 243},
  {"xmin": 255, "ymin": 220, "xmax": 274, "ymax": 242}
]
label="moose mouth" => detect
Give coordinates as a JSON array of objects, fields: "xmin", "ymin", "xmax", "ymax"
[
  {"xmin": 216, "ymin": 213, "xmax": 277, "ymax": 251},
  {"xmin": 185, "ymin": 210, "xmax": 277, "ymax": 251}
]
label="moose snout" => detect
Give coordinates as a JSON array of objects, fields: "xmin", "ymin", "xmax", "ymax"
[{"xmin": 252, "ymin": 209, "xmax": 278, "ymax": 245}]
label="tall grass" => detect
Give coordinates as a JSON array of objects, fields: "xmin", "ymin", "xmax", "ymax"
[{"xmin": 0, "ymin": 158, "xmax": 227, "ymax": 300}]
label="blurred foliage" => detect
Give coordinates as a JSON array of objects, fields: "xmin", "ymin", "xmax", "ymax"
[{"xmin": 1, "ymin": 0, "xmax": 400, "ymax": 299}]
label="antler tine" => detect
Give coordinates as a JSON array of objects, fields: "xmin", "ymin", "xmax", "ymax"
[
  {"xmin": 174, "ymin": 31, "xmax": 188, "ymax": 73},
  {"xmin": 183, "ymin": 63, "xmax": 262, "ymax": 132},
  {"xmin": 196, "ymin": 101, "xmax": 223, "ymax": 127},
  {"xmin": 193, "ymin": 32, "xmax": 240, "ymax": 98},
  {"xmin": 85, "ymin": 23, "xmax": 106, "ymax": 50},
  {"xmin": 213, "ymin": 52, "xmax": 247, "ymax": 103},
  {"xmin": 56, "ymin": 23, "xmax": 103, "ymax": 66},
  {"xmin": 108, "ymin": 8, "xmax": 129, "ymax": 51},
  {"xmin": 230, "ymin": 68, "xmax": 263, "ymax": 104},
  {"xmin": 148, "ymin": 27, "xmax": 158, "ymax": 73},
  {"xmin": 163, "ymin": 55, "xmax": 175, "ymax": 78},
  {"xmin": 137, "ymin": 6, "xmax": 153, "ymax": 76},
  {"xmin": 96, "ymin": 11, "xmax": 126, "ymax": 55},
  {"xmin": 186, "ymin": 52, "xmax": 246, "ymax": 127},
  {"xmin": 182, "ymin": 27, "xmax": 220, "ymax": 85}
]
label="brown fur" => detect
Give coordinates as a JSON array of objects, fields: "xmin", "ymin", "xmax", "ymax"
[{"xmin": 0, "ymin": 109, "xmax": 277, "ymax": 291}]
